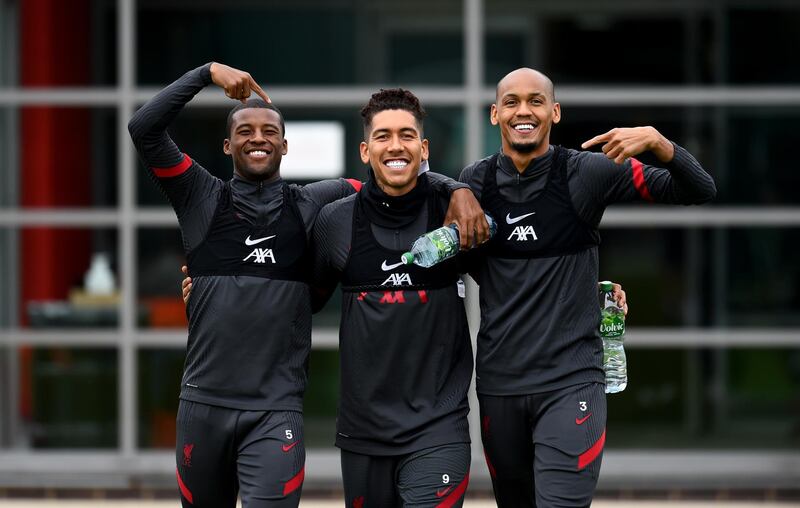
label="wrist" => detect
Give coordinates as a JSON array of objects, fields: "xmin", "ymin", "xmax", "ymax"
[{"xmin": 650, "ymin": 129, "xmax": 674, "ymax": 163}]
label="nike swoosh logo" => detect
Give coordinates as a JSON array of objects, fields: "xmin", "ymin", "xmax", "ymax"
[
  {"xmin": 381, "ymin": 260, "xmax": 404, "ymax": 271},
  {"xmin": 282, "ymin": 441, "xmax": 299, "ymax": 452},
  {"xmin": 575, "ymin": 413, "xmax": 593, "ymax": 425},
  {"xmin": 505, "ymin": 212, "xmax": 536, "ymax": 224},
  {"xmin": 436, "ymin": 486, "xmax": 454, "ymax": 498},
  {"xmin": 245, "ymin": 234, "xmax": 276, "ymax": 246}
]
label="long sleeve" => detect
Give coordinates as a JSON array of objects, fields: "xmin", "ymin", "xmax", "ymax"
[
  {"xmin": 309, "ymin": 197, "xmax": 354, "ymax": 313},
  {"xmin": 427, "ymin": 171, "xmax": 470, "ymax": 194},
  {"xmin": 570, "ymin": 142, "xmax": 717, "ymax": 227},
  {"xmin": 295, "ymin": 178, "xmax": 361, "ymax": 237},
  {"xmin": 128, "ymin": 63, "xmax": 222, "ymax": 251}
]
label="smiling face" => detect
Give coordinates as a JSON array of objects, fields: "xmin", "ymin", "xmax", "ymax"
[
  {"xmin": 223, "ymin": 108, "xmax": 287, "ymax": 182},
  {"xmin": 492, "ymin": 68, "xmax": 561, "ymax": 159},
  {"xmin": 360, "ymin": 109, "xmax": 429, "ymax": 196}
]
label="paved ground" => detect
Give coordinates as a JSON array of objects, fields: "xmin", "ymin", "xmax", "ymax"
[{"xmin": 0, "ymin": 501, "xmax": 798, "ymax": 507}]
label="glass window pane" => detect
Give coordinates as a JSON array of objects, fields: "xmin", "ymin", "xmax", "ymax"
[
  {"xmin": 14, "ymin": 0, "xmax": 117, "ymax": 87},
  {"xmin": 137, "ymin": 228, "xmax": 186, "ymax": 329},
  {"xmin": 727, "ymin": 107, "xmax": 800, "ymax": 205},
  {"xmin": 485, "ymin": 5, "xmax": 714, "ymax": 85},
  {"xmin": 599, "ymin": 228, "xmax": 690, "ymax": 327},
  {"xmin": 725, "ymin": 228, "xmax": 800, "ymax": 327},
  {"xmin": 0, "ymin": 228, "xmax": 15, "ymax": 328},
  {"xmin": 136, "ymin": 2, "xmax": 462, "ymax": 86},
  {"xmin": 728, "ymin": 9, "xmax": 800, "ymax": 84},
  {"xmin": 305, "ymin": 349, "xmax": 339, "ymax": 449},
  {"xmin": 138, "ymin": 348, "xmax": 183, "ymax": 449},
  {"xmin": 723, "ymin": 347, "xmax": 800, "ymax": 448},
  {"xmin": 609, "ymin": 347, "xmax": 800, "ymax": 450},
  {"xmin": 10, "ymin": 107, "xmax": 117, "ymax": 208},
  {"xmin": 17, "ymin": 228, "xmax": 120, "ymax": 330},
  {"xmin": 22, "ymin": 347, "xmax": 117, "ymax": 449},
  {"xmin": 607, "ymin": 348, "xmax": 689, "ymax": 448}
]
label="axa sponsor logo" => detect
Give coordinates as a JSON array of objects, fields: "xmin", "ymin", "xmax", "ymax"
[
  {"xmin": 381, "ymin": 272, "xmax": 412, "ymax": 286},
  {"xmin": 507, "ymin": 225, "xmax": 538, "ymax": 241},
  {"xmin": 243, "ymin": 234, "xmax": 277, "ymax": 263}
]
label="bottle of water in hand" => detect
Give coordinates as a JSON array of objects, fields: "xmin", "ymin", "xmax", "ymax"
[
  {"xmin": 402, "ymin": 214, "xmax": 497, "ymax": 268},
  {"xmin": 599, "ymin": 281, "xmax": 627, "ymax": 393}
]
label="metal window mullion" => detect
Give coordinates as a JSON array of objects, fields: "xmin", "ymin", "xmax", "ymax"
[
  {"xmin": 118, "ymin": 0, "xmax": 137, "ymax": 459},
  {"xmin": 8, "ymin": 87, "xmax": 800, "ymax": 107},
  {"xmin": 4, "ymin": 0, "xmax": 22, "ymax": 451},
  {"xmin": 464, "ymin": 0, "xmax": 484, "ymax": 466}
]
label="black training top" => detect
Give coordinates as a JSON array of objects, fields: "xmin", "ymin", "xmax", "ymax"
[
  {"xmin": 128, "ymin": 63, "xmax": 359, "ymax": 410},
  {"xmin": 460, "ymin": 143, "xmax": 716, "ymax": 395},
  {"xmin": 313, "ymin": 174, "xmax": 473, "ymax": 455}
]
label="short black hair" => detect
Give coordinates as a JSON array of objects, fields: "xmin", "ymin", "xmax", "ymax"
[
  {"xmin": 360, "ymin": 88, "xmax": 426, "ymax": 137},
  {"xmin": 225, "ymin": 99, "xmax": 285, "ymax": 137}
]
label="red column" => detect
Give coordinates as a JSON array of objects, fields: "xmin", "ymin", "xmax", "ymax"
[{"xmin": 19, "ymin": 0, "xmax": 93, "ymax": 418}]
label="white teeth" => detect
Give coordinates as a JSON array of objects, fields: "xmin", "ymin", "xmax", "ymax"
[
  {"xmin": 514, "ymin": 124, "xmax": 535, "ymax": 131},
  {"xmin": 386, "ymin": 160, "xmax": 408, "ymax": 169},
  {"xmin": 250, "ymin": 150, "xmax": 268, "ymax": 156}
]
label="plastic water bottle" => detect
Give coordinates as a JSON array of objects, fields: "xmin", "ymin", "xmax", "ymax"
[
  {"xmin": 599, "ymin": 281, "xmax": 627, "ymax": 393},
  {"xmin": 84, "ymin": 252, "xmax": 116, "ymax": 295},
  {"xmin": 401, "ymin": 214, "xmax": 497, "ymax": 268}
]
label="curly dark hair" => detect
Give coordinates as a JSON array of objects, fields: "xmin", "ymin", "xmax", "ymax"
[
  {"xmin": 360, "ymin": 88, "xmax": 426, "ymax": 137},
  {"xmin": 225, "ymin": 98, "xmax": 285, "ymax": 137}
]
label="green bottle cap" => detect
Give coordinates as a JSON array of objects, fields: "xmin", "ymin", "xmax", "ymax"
[
  {"xmin": 599, "ymin": 281, "xmax": 614, "ymax": 292},
  {"xmin": 401, "ymin": 252, "xmax": 415, "ymax": 265}
]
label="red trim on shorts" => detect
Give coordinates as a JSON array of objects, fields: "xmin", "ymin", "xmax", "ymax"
[
  {"xmin": 153, "ymin": 153, "xmax": 193, "ymax": 178},
  {"xmin": 631, "ymin": 158, "xmax": 653, "ymax": 202},
  {"xmin": 436, "ymin": 470, "xmax": 469, "ymax": 508},
  {"xmin": 346, "ymin": 178, "xmax": 363, "ymax": 192},
  {"xmin": 283, "ymin": 466, "xmax": 305, "ymax": 496},
  {"xmin": 176, "ymin": 467, "xmax": 193, "ymax": 504},
  {"xmin": 578, "ymin": 429, "xmax": 606, "ymax": 470},
  {"xmin": 483, "ymin": 450, "xmax": 496, "ymax": 478}
]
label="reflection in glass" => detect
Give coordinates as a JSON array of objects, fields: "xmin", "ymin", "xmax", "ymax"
[
  {"xmin": 23, "ymin": 347, "xmax": 117, "ymax": 448},
  {"xmin": 22, "ymin": 228, "xmax": 119, "ymax": 329},
  {"xmin": 18, "ymin": 108, "xmax": 118, "ymax": 208},
  {"xmin": 137, "ymin": 228, "xmax": 187, "ymax": 329},
  {"xmin": 136, "ymin": 3, "xmax": 462, "ymax": 86},
  {"xmin": 305, "ymin": 350, "xmax": 340, "ymax": 449},
  {"xmin": 138, "ymin": 348, "xmax": 183, "ymax": 449},
  {"xmin": 725, "ymin": 228, "xmax": 800, "ymax": 326}
]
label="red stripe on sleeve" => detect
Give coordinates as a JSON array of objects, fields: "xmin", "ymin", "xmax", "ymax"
[
  {"xmin": 630, "ymin": 158, "xmax": 654, "ymax": 202},
  {"xmin": 578, "ymin": 430, "xmax": 606, "ymax": 470},
  {"xmin": 283, "ymin": 466, "xmax": 305, "ymax": 496},
  {"xmin": 153, "ymin": 153, "xmax": 193, "ymax": 178},
  {"xmin": 436, "ymin": 471, "xmax": 470, "ymax": 508},
  {"xmin": 176, "ymin": 468, "xmax": 194, "ymax": 504},
  {"xmin": 346, "ymin": 178, "xmax": 363, "ymax": 192}
]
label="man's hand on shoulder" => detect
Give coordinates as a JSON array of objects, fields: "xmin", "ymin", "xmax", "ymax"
[
  {"xmin": 581, "ymin": 126, "xmax": 674, "ymax": 165},
  {"xmin": 209, "ymin": 62, "xmax": 271, "ymax": 104},
  {"xmin": 444, "ymin": 188, "xmax": 489, "ymax": 250}
]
